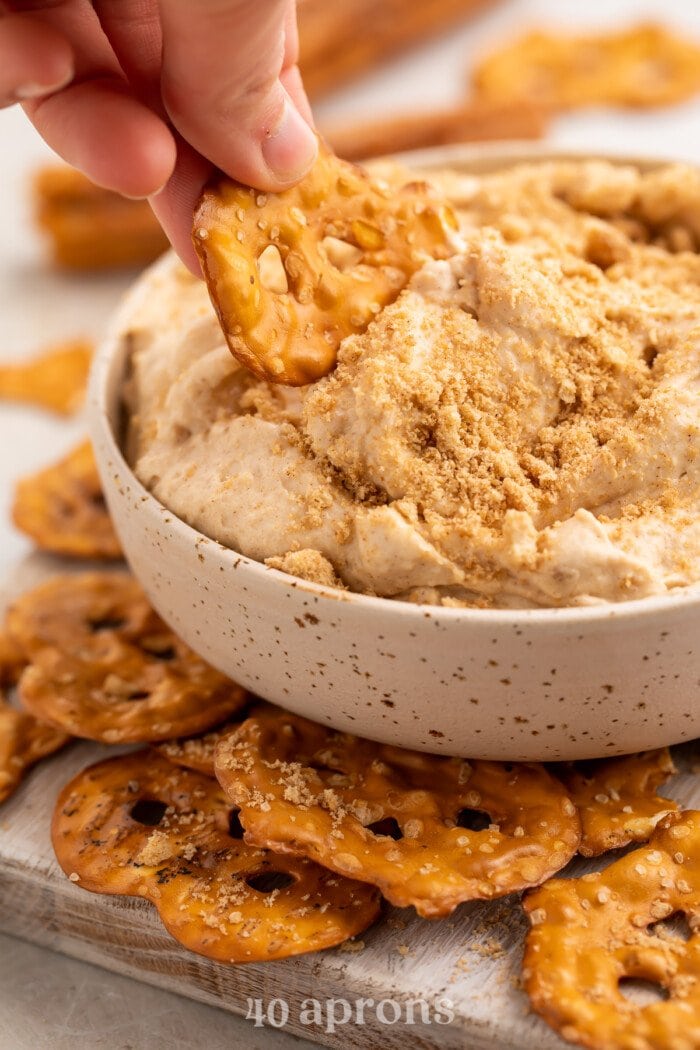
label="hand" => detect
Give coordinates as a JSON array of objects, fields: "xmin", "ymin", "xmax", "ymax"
[{"xmin": 0, "ymin": 1, "xmax": 317, "ymax": 272}]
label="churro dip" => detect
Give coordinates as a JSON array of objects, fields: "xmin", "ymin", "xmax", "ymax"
[{"xmin": 127, "ymin": 161, "xmax": 700, "ymax": 608}]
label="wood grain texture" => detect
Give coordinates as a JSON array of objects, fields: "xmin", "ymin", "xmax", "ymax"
[{"xmin": 1, "ymin": 554, "xmax": 698, "ymax": 1049}]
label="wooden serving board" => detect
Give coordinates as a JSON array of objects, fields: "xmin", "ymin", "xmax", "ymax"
[{"xmin": 2, "ymin": 554, "xmax": 699, "ymax": 1050}]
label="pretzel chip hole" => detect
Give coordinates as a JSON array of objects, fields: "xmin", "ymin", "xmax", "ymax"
[
  {"xmin": 140, "ymin": 643, "xmax": 177, "ymax": 662},
  {"xmin": 456, "ymin": 808, "xmax": 493, "ymax": 832},
  {"xmin": 618, "ymin": 977, "xmax": 669, "ymax": 1006},
  {"xmin": 246, "ymin": 871, "xmax": 296, "ymax": 894},
  {"xmin": 366, "ymin": 817, "xmax": 403, "ymax": 841},
  {"xmin": 89, "ymin": 616, "xmax": 126, "ymax": 633},
  {"xmin": 321, "ymin": 236, "xmax": 364, "ymax": 272},
  {"xmin": 649, "ymin": 911, "xmax": 693, "ymax": 943},
  {"xmin": 227, "ymin": 808, "xmax": 245, "ymax": 840},
  {"xmin": 257, "ymin": 245, "xmax": 288, "ymax": 295},
  {"xmin": 130, "ymin": 799, "xmax": 167, "ymax": 827}
]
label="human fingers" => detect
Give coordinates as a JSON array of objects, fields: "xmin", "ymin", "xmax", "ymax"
[
  {"xmin": 16, "ymin": 0, "xmax": 176, "ymax": 196},
  {"xmin": 0, "ymin": 12, "xmax": 73, "ymax": 106},
  {"xmin": 158, "ymin": 0, "xmax": 317, "ymax": 190}
]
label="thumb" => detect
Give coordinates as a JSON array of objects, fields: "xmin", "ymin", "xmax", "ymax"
[{"xmin": 158, "ymin": 0, "xmax": 317, "ymax": 190}]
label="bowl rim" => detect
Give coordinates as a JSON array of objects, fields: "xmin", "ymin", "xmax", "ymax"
[{"xmin": 90, "ymin": 141, "xmax": 700, "ymax": 628}]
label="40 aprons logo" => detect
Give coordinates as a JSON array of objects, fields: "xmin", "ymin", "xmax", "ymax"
[{"xmin": 246, "ymin": 995, "xmax": 455, "ymax": 1033}]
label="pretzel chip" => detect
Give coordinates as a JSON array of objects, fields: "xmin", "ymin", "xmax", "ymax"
[
  {"xmin": 193, "ymin": 140, "xmax": 457, "ymax": 385},
  {"xmin": 558, "ymin": 749, "xmax": 678, "ymax": 858},
  {"xmin": 7, "ymin": 573, "xmax": 247, "ymax": 743},
  {"xmin": 214, "ymin": 706, "xmax": 581, "ymax": 918},
  {"xmin": 523, "ymin": 811, "xmax": 700, "ymax": 1050},
  {"xmin": 0, "ymin": 630, "xmax": 27, "ymax": 688},
  {"xmin": 473, "ymin": 23, "xmax": 700, "ymax": 111},
  {"xmin": 52, "ymin": 752, "xmax": 381, "ymax": 962},
  {"xmin": 0, "ymin": 701, "xmax": 70, "ymax": 805},
  {"xmin": 12, "ymin": 440, "xmax": 121, "ymax": 560},
  {"xmin": 0, "ymin": 339, "xmax": 92, "ymax": 415},
  {"xmin": 156, "ymin": 720, "xmax": 245, "ymax": 777}
]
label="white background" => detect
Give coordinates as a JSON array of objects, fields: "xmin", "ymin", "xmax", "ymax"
[{"xmin": 1, "ymin": 0, "xmax": 700, "ymax": 1046}]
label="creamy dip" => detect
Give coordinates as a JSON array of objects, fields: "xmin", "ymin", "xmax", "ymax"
[{"xmin": 126, "ymin": 160, "xmax": 700, "ymax": 608}]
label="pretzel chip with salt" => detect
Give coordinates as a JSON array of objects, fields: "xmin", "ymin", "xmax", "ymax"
[
  {"xmin": 12, "ymin": 440, "xmax": 121, "ymax": 560},
  {"xmin": 214, "ymin": 706, "xmax": 581, "ymax": 918},
  {"xmin": 558, "ymin": 749, "xmax": 678, "ymax": 858},
  {"xmin": 52, "ymin": 752, "xmax": 381, "ymax": 962},
  {"xmin": 0, "ymin": 701, "xmax": 70, "ymax": 804},
  {"xmin": 193, "ymin": 140, "xmax": 457, "ymax": 385},
  {"xmin": 523, "ymin": 811, "xmax": 700, "ymax": 1050},
  {"xmin": 8, "ymin": 573, "xmax": 247, "ymax": 743},
  {"xmin": 473, "ymin": 23, "xmax": 700, "ymax": 111}
]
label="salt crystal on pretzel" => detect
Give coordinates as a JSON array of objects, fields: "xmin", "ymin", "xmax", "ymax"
[
  {"xmin": 523, "ymin": 811, "xmax": 700, "ymax": 1050},
  {"xmin": 7, "ymin": 573, "xmax": 247, "ymax": 744},
  {"xmin": 12, "ymin": 440, "xmax": 121, "ymax": 561},
  {"xmin": 193, "ymin": 139, "xmax": 457, "ymax": 386},
  {"xmin": 558, "ymin": 749, "xmax": 678, "ymax": 858},
  {"xmin": 52, "ymin": 752, "xmax": 381, "ymax": 962},
  {"xmin": 214, "ymin": 705, "xmax": 581, "ymax": 919}
]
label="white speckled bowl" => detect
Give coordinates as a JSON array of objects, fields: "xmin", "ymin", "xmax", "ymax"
[{"xmin": 89, "ymin": 145, "xmax": 700, "ymax": 761}]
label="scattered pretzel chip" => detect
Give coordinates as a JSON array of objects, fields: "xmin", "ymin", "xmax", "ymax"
[
  {"xmin": 0, "ymin": 339, "xmax": 92, "ymax": 415},
  {"xmin": 214, "ymin": 706, "xmax": 581, "ymax": 918},
  {"xmin": 34, "ymin": 165, "xmax": 168, "ymax": 271},
  {"xmin": 193, "ymin": 139, "xmax": 457, "ymax": 385},
  {"xmin": 473, "ymin": 23, "xmax": 700, "ymax": 110},
  {"xmin": 52, "ymin": 751, "xmax": 381, "ymax": 962},
  {"xmin": 7, "ymin": 573, "xmax": 247, "ymax": 743},
  {"xmin": 0, "ymin": 701, "xmax": 70, "ymax": 804},
  {"xmin": 0, "ymin": 630, "xmax": 27, "ymax": 688},
  {"xmin": 558, "ymin": 749, "xmax": 678, "ymax": 858},
  {"xmin": 12, "ymin": 440, "xmax": 121, "ymax": 560},
  {"xmin": 524, "ymin": 811, "xmax": 700, "ymax": 1050}
]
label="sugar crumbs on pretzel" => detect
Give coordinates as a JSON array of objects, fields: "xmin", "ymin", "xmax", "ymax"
[
  {"xmin": 193, "ymin": 139, "xmax": 457, "ymax": 385},
  {"xmin": 214, "ymin": 705, "xmax": 581, "ymax": 919},
  {"xmin": 558, "ymin": 749, "xmax": 678, "ymax": 858},
  {"xmin": 12, "ymin": 440, "xmax": 121, "ymax": 560},
  {"xmin": 7, "ymin": 572, "xmax": 247, "ymax": 744},
  {"xmin": 473, "ymin": 23, "xmax": 700, "ymax": 111},
  {"xmin": 52, "ymin": 751, "xmax": 381, "ymax": 962},
  {"xmin": 0, "ymin": 339, "xmax": 92, "ymax": 415},
  {"xmin": 523, "ymin": 811, "xmax": 700, "ymax": 1050},
  {"xmin": 156, "ymin": 717, "xmax": 253, "ymax": 778}
]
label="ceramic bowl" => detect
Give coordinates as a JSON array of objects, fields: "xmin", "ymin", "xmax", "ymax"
[{"xmin": 89, "ymin": 145, "xmax": 700, "ymax": 761}]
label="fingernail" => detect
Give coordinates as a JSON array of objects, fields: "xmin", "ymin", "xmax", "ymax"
[
  {"xmin": 262, "ymin": 100, "xmax": 318, "ymax": 183},
  {"xmin": 15, "ymin": 72, "xmax": 72, "ymax": 100}
]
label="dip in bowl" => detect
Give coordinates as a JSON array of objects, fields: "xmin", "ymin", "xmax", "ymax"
[{"xmin": 90, "ymin": 146, "xmax": 700, "ymax": 761}]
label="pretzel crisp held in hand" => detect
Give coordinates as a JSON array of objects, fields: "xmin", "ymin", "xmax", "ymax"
[
  {"xmin": 52, "ymin": 752, "xmax": 381, "ymax": 962},
  {"xmin": 214, "ymin": 706, "xmax": 581, "ymax": 918},
  {"xmin": 12, "ymin": 440, "xmax": 121, "ymax": 560},
  {"xmin": 558, "ymin": 749, "xmax": 678, "ymax": 858},
  {"xmin": 193, "ymin": 140, "xmax": 457, "ymax": 385},
  {"xmin": 8, "ymin": 573, "xmax": 247, "ymax": 743},
  {"xmin": 524, "ymin": 811, "xmax": 700, "ymax": 1050}
]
